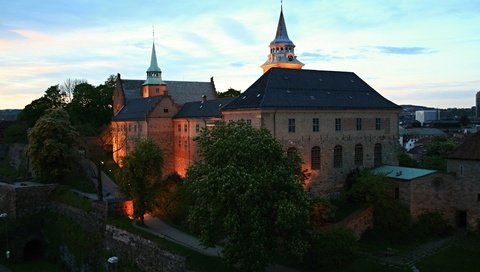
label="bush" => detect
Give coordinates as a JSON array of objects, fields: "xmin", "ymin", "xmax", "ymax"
[
  {"xmin": 154, "ymin": 173, "xmax": 191, "ymax": 225},
  {"xmin": 373, "ymin": 200, "xmax": 411, "ymax": 243},
  {"xmin": 310, "ymin": 197, "xmax": 336, "ymax": 230},
  {"xmin": 304, "ymin": 228, "xmax": 359, "ymax": 270},
  {"xmin": 413, "ymin": 212, "xmax": 452, "ymax": 240}
]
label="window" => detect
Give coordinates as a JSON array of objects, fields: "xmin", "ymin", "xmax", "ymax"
[
  {"xmin": 288, "ymin": 118, "xmax": 295, "ymax": 133},
  {"xmin": 460, "ymin": 165, "xmax": 464, "ymax": 177},
  {"xmin": 375, "ymin": 118, "xmax": 382, "ymax": 130},
  {"xmin": 354, "ymin": 144, "xmax": 363, "ymax": 166},
  {"xmin": 356, "ymin": 118, "xmax": 362, "ymax": 130},
  {"xmin": 335, "ymin": 118, "xmax": 342, "ymax": 131},
  {"xmin": 395, "ymin": 187, "xmax": 400, "ymax": 200},
  {"xmin": 196, "ymin": 124, "xmax": 200, "ymax": 133},
  {"xmin": 177, "ymin": 124, "xmax": 181, "ymax": 132},
  {"xmin": 178, "ymin": 140, "xmax": 181, "ymax": 147},
  {"xmin": 477, "ymin": 194, "xmax": 480, "ymax": 202},
  {"xmin": 333, "ymin": 145, "xmax": 343, "ymax": 168},
  {"xmin": 184, "ymin": 124, "xmax": 188, "ymax": 132},
  {"xmin": 311, "ymin": 146, "xmax": 321, "ymax": 170},
  {"xmin": 246, "ymin": 119, "xmax": 252, "ymax": 126},
  {"xmin": 374, "ymin": 143, "xmax": 382, "ymax": 166},
  {"xmin": 156, "ymin": 88, "xmax": 160, "ymax": 93},
  {"xmin": 163, "ymin": 108, "xmax": 168, "ymax": 113},
  {"xmin": 184, "ymin": 140, "xmax": 187, "ymax": 148},
  {"xmin": 312, "ymin": 118, "xmax": 319, "ymax": 132},
  {"xmin": 287, "ymin": 147, "xmax": 297, "ymax": 159}
]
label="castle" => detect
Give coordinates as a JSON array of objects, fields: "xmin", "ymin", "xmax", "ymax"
[{"xmin": 111, "ymin": 7, "xmax": 400, "ymax": 196}]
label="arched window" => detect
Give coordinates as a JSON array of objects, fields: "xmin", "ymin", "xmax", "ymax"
[
  {"xmin": 311, "ymin": 146, "xmax": 321, "ymax": 170},
  {"xmin": 333, "ymin": 145, "xmax": 343, "ymax": 168},
  {"xmin": 287, "ymin": 147, "xmax": 297, "ymax": 159},
  {"xmin": 354, "ymin": 144, "xmax": 363, "ymax": 166},
  {"xmin": 374, "ymin": 143, "xmax": 382, "ymax": 166}
]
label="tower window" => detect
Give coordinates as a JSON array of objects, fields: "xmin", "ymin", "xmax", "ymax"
[
  {"xmin": 288, "ymin": 118, "xmax": 295, "ymax": 133},
  {"xmin": 376, "ymin": 118, "xmax": 382, "ymax": 130},
  {"xmin": 177, "ymin": 124, "xmax": 181, "ymax": 132},
  {"xmin": 374, "ymin": 143, "xmax": 382, "ymax": 166},
  {"xmin": 311, "ymin": 146, "xmax": 321, "ymax": 170},
  {"xmin": 354, "ymin": 144, "xmax": 363, "ymax": 166},
  {"xmin": 163, "ymin": 108, "xmax": 168, "ymax": 113},
  {"xmin": 356, "ymin": 118, "xmax": 362, "ymax": 130},
  {"xmin": 334, "ymin": 145, "xmax": 343, "ymax": 168},
  {"xmin": 184, "ymin": 124, "xmax": 188, "ymax": 132},
  {"xmin": 312, "ymin": 118, "xmax": 319, "ymax": 132},
  {"xmin": 196, "ymin": 124, "xmax": 200, "ymax": 133},
  {"xmin": 335, "ymin": 118, "xmax": 342, "ymax": 131}
]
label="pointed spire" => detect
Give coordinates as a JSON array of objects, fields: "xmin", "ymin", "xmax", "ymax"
[
  {"xmin": 147, "ymin": 43, "xmax": 161, "ymax": 72},
  {"xmin": 271, "ymin": 6, "xmax": 293, "ymax": 45},
  {"xmin": 143, "ymin": 42, "xmax": 165, "ymax": 86}
]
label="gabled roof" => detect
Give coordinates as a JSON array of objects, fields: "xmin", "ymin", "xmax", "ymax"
[
  {"xmin": 372, "ymin": 165, "xmax": 436, "ymax": 181},
  {"xmin": 222, "ymin": 68, "xmax": 400, "ymax": 110},
  {"xmin": 174, "ymin": 97, "xmax": 236, "ymax": 118},
  {"xmin": 112, "ymin": 96, "xmax": 161, "ymax": 121},
  {"xmin": 448, "ymin": 132, "xmax": 480, "ymax": 161},
  {"xmin": 120, "ymin": 79, "xmax": 216, "ymax": 105}
]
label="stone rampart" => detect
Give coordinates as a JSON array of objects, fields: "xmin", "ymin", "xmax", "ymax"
[{"xmin": 105, "ymin": 225, "xmax": 186, "ymax": 272}]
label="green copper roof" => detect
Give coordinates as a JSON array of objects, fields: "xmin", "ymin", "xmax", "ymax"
[
  {"xmin": 143, "ymin": 77, "xmax": 165, "ymax": 85},
  {"xmin": 147, "ymin": 43, "xmax": 161, "ymax": 72},
  {"xmin": 372, "ymin": 165, "xmax": 436, "ymax": 181}
]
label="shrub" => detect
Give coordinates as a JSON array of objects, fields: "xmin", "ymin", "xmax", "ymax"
[
  {"xmin": 373, "ymin": 200, "xmax": 411, "ymax": 243},
  {"xmin": 413, "ymin": 212, "xmax": 452, "ymax": 240},
  {"xmin": 304, "ymin": 228, "xmax": 359, "ymax": 270},
  {"xmin": 310, "ymin": 197, "xmax": 336, "ymax": 230}
]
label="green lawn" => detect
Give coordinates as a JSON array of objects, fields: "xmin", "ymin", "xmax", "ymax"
[{"xmin": 417, "ymin": 235, "xmax": 480, "ymax": 272}]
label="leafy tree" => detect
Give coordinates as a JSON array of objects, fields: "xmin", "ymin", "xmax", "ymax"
[
  {"xmin": 217, "ymin": 87, "xmax": 241, "ymax": 98},
  {"xmin": 347, "ymin": 170, "xmax": 392, "ymax": 205},
  {"xmin": 117, "ymin": 138, "xmax": 163, "ymax": 224},
  {"xmin": 420, "ymin": 137, "xmax": 459, "ymax": 171},
  {"xmin": 18, "ymin": 85, "xmax": 67, "ymax": 126},
  {"xmin": 398, "ymin": 151, "xmax": 417, "ymax": 168},
  {"xmin": 3, "ymin": 122, "xmax": 28, "ymax": 144},
  {"xmin": 186, "ymin": 120, "xmax": 310, "ymax": 271},
  {"xmin": 27, "ymin": 108, "xmax": 79, "ymax": 182},
  {"xmin": 66, "ymin": 76, "xmax": 114, "ymax": 135}
]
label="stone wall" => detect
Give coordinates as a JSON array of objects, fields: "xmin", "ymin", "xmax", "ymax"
[
  {"xmin": 105, "ymin": 225, "xmax": 186, "ymax": 272},
  {"xmin": 0, "ymin": 182, "xmax": 56, "ymax": 219},
  {"xmin": 336, "ymin": 207, "xmax": 374, "ymax": 239},
  {"xmin": 395, "ymin": 171, "xmax": 480, "ymax": 232}
]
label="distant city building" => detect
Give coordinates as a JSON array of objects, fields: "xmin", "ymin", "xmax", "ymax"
[{"xmin": 415, "ymin": 110, "xmax": 440, "ymax": 126}]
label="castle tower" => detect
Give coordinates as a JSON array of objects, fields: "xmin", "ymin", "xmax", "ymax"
[
  {"xmin": 261, "ymin": 6, "xmax": 304, "ymax": 73},
  {"xmin": 142, "ymin": 42, "xmax": 167, "ymax": 97}
]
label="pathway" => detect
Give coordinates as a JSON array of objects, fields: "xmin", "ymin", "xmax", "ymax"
[{"xmin": 136, "ymin": 214, "xmax": 299, "ymax": 272}]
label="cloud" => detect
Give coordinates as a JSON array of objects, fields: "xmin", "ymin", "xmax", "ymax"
[
  {"xmin": 229, "ymin": 62, "xmax": 244, "ymax": 67},
  {"xmin": 375, "ymin": 46, "xmax": 432, "ymax": 55},
  {"xmin": 300, "ymin": 50, "xmax": 363, "ymax": 62},
  {"xmin": 218, "ymin": 17, "xmax": 257, "ymax": 44}
]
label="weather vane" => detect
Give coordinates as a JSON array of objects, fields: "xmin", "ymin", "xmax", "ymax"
[{"xmin": 152, "ymin": 25, "xmax": 155, "ymax": 43}]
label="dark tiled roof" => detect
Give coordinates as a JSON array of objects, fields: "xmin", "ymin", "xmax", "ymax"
[
  {"xmin": 121, "ymin": 79, "xmax": 216, "ymax": 105},
  {"xmin": 112, "ymin": 96, "xmax": 161, "ymax": 121},
  {"xmin": 174, "ymin": 97, "xmax": 236, "ymax": 118},
  {"xmin": 222, "ymin": 68, "xmax": 400, "ymax": 110},
  {"xmin": 448, "ymin": 132, "xmax": 480, "ymax": 160}
]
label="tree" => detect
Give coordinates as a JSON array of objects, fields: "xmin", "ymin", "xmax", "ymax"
[
  {"xmin": 66, "ymin": 76, "xmax": 114, "ymax": 135},
  {"xmin": 18, "ymin": 85, "xmax": 67, "ymax": 127},
  {"xmin": 26, "ymin": 108, "xmax": 79, "ymax": 182},
  {"xmin": 60, "ymin": 78, "xmax": 87, "ymax": 103},
  {"xmin": 420, "ymin": 137, "xmax": 459, "ymax": 171},
  {"xmin": 217, "ymin": 87, "xmax": 241, "ymax": 98},
  {"xmin": 186, "ymin": 120, "xmax": 310, "ymax": 271},
  {"xmin": 347, "ymin": 170, "xmax": 392, "ymax": 205},
  {"xmin": 117, "ymin": 138, "xmax": 163, "ymax": 224}
]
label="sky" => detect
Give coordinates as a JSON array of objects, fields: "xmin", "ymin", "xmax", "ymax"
[{"xmin": 1, "ymin": 0, "xmax": 480, "ymax": 110}]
